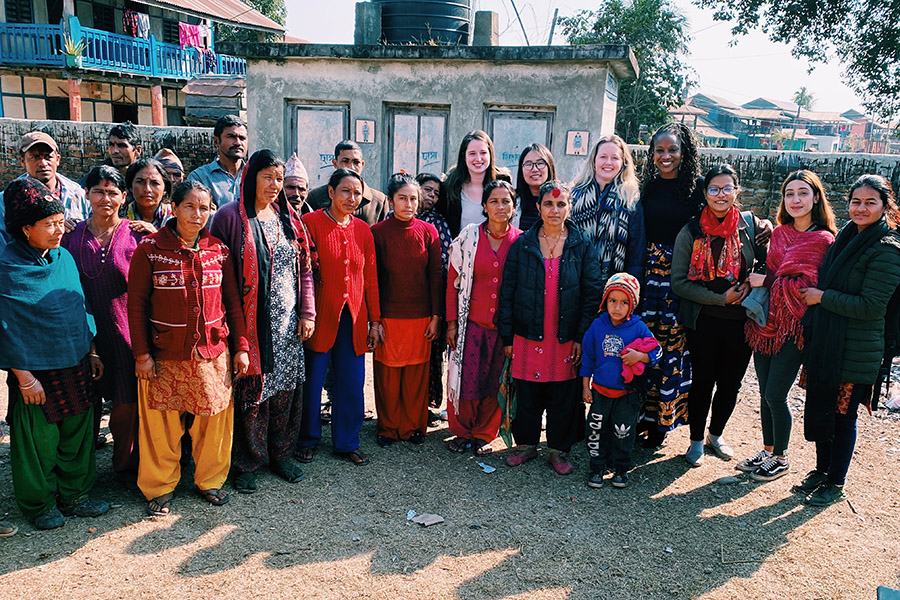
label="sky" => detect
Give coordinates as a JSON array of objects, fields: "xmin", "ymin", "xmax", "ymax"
[{"xmin": 285, "ymin": 0, "xmax": 863, "ymax": 114}]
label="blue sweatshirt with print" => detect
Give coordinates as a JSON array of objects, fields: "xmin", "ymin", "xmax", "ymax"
[{"xmin": 579, "ymin": 312, "xmax": 661, "ymax": 390}]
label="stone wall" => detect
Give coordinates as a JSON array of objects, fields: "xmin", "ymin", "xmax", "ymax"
[
  {"xmin": 0, "ymin": 118, "xmax": 216, "ymax": 185},
  {"xmin": 632, "ymin": 146, "xmax": 900, "ymax": 223}
]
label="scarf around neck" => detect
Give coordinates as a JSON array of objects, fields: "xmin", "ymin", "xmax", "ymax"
[
  {"xmin": 571, "ymin": 180, "xmax": 629, "ymax": 283},
  {"xmin": 688, "ymin": 206, "xmax": 741, "ymax": 282}
]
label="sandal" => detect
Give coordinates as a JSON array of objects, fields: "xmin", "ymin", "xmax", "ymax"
[
  {"xmin": 271, "ymin": 459, "xmax": 305, "ymax": 483},
  {"xmin": 447, "ymin": 437, "xmax": 470, "ymax": 454},
  {"xmin": 148, "ymin": 492, "xmax": 174, "ymax": 516},
  {"xmin": 195, "ymin": 487, "xmax": 229, "ymax": 506},
  {"xmin": 0, "ymin": 521, "xmax": 17, "ymax": 538},
  {"xmin": 474, "ymin": 440, "xmax": 494, "ymax": 456},
  {"xmin": 233, "ymin": 471, "xmax": 258, "ymax": 494},
  {"xmin": 334, "ymin": 449, "xmax": 370, "ymax": 466},
  {"xmin": 506, "ymin": 445, "xmax": 538, "ymax": 467},
  {"xmin": 295, "ymin": 446, "xmax": 315, "ymax": 464}
]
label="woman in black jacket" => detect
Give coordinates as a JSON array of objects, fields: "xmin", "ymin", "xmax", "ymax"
[{"xmin": 498, "ymin": 180, "xmax": 603, "ymax": 475}]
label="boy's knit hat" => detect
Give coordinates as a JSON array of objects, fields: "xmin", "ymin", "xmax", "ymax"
[{"xmin": 602, "ymin": 272, "xmax": 640, "ymax": 313}]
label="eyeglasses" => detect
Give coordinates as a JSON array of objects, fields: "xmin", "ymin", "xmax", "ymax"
[
  {"xmin": 707, "ymin": 186, "xmax": 737, "ymax": 196},
  {"xmin": 523, "ymin": 160, "xmax": 548, "ymax": 171}
]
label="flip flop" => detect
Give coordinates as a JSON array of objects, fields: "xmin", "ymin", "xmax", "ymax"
[
  {"xmin": 0, "ymin": 521, "xmax": 18, "ymax": 538},
  {"xmin": 233, "ymin": 471, "xmax": 258, "ymax": 494},
  {"xmin": 334, "ymin": 449, "xmax": 370, "ymax": 466},
  {"xmin": 148, "ymin": 492, "xmax": 173, "ymax": 516},
  {"xmin": 195, "ymin": 487, "xmax": 229, "ymax": 506},
  {"xmin": 447, "ymin": 437, "xmax": 470, "ymax": 453},
  {"xmin": 295, "ymin": 447, "xmax": 315, "ymax": 464},
  {"xmin": 474, "ymin": 441, "xmax": 494, "ymax": 456}
]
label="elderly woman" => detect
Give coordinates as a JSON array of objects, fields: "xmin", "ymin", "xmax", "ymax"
[
  {"xmin": 570, "ymin": 134, "xmax": 645, "ymax": 287},
  {"xmin": 798, "ymin": 174, "xmax": 900, "ymax": 506},
  {"xmin": 62, "ymin": 166, "xmax": 145, "ymax": 478},
  {"xmin": 416, "ymin": 172, "xmax": 452, "ymax": 418},
  {"xmin": 124, "ymin": 157, "xmax": 173, "ymax": 235},
  {"xmin": 127, "ymin": 181, "xmax": 250, "ymax": 516},
  {"xmin": 446, "ymin": 180, "xmax": 522, "ymax": 454},
  {"xmin": 298, "ymin": 169, "xmax": 381, "ymax": 466},
  {"xmin": 371, "ymin": 173, "xmax": 442, "ymax": 446},
  {"xmin": 0, "ymin": 177, "xmax": 108, "ymax": 530},
  {"xmin": 498, "ymin": 180, "xmax": 603, "ymax": 475},
  {"xmin": 209, "ymin": 150, "xmax": 316, "ymax": 493}
]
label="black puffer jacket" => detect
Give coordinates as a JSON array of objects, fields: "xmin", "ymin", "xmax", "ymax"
[{"xmin": 498, "ymin": 220, "xmax": 604, "ymax": 346}]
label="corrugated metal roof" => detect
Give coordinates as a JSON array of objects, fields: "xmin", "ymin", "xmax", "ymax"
[{"xmin": 134, "ymin": 0, "xmax": 285, "ymax": 33}]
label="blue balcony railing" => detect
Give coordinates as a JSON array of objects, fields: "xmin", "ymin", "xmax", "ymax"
[{"xmin": 0, "ymin": 18, "xmax": 246, "ymax": 79}]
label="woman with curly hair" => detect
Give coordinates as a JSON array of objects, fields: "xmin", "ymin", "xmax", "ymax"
[{"xmin": 636, "ymin": 123, "xmax": 704, "ymax": 447}]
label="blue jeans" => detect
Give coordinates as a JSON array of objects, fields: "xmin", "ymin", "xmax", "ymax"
[
  {"xmin": 814, "ymin": 385, "xmax": 870, "ymax": 486},
  {"xmin": 298, "ymin": 309, "xmax": 365, "ymax": 453}
]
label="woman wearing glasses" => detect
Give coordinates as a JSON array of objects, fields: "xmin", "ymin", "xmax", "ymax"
[
  {"xmin": 570, "ymin": 135, "xmax": 645, "ymax": 288},
  {"xmin": 671, "ymin": 164, "xmax": 767, "ymax": 467},
  {"xmin": 515, "ymin": 144, "xmax": 557, "ymax": 232}
]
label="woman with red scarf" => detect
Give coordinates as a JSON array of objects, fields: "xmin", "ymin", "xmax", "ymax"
[
  {"xmin": 671, "ymin": 164, "xmax": 768, "ymax": 467},
  {"xmin": 209, "ymin": 150, "xmax": 316, "ymax": 494},
  {"xmin": 738, "ymin": 171, "xmax": 835, "ymax": 481}
]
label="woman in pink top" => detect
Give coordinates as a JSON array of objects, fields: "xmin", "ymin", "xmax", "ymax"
[
  {"xmin": 497, "ymin": 181, "xmax": 604, "ymax": 475},
  {"xmin": 446, "ymin": 180, "xmax": 522, "ymax": 455}
]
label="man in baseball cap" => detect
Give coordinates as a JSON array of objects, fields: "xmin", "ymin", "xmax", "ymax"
[{"xmin": 0, "ymin": 131, "xmax": 87, "ymax": 246}]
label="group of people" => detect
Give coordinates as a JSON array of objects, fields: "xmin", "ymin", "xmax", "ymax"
[{"xmin": 1, "ymin": 116, "xmax": 898, "ymax": 538}]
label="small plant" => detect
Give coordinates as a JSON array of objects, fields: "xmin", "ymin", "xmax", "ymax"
[{"xmin": 62, "ymin": 33, "xmax": 85, "ymax": 56}]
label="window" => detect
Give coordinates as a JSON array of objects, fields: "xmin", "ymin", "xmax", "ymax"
[
  {"xmin": 93, "ymin": 4, "xmax": 115, "ymax": 33},
  {"xmin": 287, "ymin": 102, "xmax": 349, "ymax": 189},
  {"xmin": 486, "ymin": 108, "xmax": 555, "ymax": 186},
  {"xmin": 166, "ymin": 107, "xmax": 185, "ymax": 126},
  {"xmin": 112, "ymin": 103, "xmax": 138, "ymax": 123},
  {"xmin": 162, "ymin": 19, "xmax": 180, "ymax": 45},
  {"xmin": 386, "ymin": 105, "xmax": 449, "ymax": 181},
  {"xmin": 45, "ymin": 97, "xmax": 70, "ymax": 121},
  {"xmin": 4, "ymin": 0, "xmax": 33, "ymax": 23}
]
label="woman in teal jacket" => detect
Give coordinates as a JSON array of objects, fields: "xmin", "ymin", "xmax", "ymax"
[{"xmin": 799, "ymin": 174, "xmax": 900, "ymax": 506}]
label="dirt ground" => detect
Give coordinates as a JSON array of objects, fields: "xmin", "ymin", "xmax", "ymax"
[{"xmin": 1, "ymin": 361, "xmax": 899, "ymax": 600}]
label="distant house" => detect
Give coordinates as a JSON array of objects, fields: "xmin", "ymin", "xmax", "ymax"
[{"xmin": 0, "ymin": 0, "xmax": 284, "ymax": 124}]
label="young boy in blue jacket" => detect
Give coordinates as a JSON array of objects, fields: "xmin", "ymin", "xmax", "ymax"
[{"xmin": 581, "ymin": 273, "xmax": 661, "ymax": 489}]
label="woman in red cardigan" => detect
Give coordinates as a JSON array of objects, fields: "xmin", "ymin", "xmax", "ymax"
[
  {"xmin": 127, "ymin": 181, "xmax": 250, "ymax": 516},
  {"xmin": 371, "ymin": 173, "xmax": 442, "ymax": 447},
  {"xmin": 298, "ymin": 169, "xmax": 381, "ymax": 465}
]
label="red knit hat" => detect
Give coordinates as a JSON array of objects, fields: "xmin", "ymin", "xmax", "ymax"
[{"xmin": 602, "ymin": 272, "xmax": 640, "ymax": 314}]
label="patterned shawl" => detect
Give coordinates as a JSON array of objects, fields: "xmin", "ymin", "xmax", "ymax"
[
  {"xmin": 688, "ymin": 206, "xmax": 742, "ymax": 283},
  {"xmin": 447, "ymin": 222, "xmax": 480, "ymax": 412},
  {"xmin": 571, "ymin": 180, "xmax": 629, "ymax": 283},
  {"xmin": 746, "ymin": 224, "xmax": 833, "ymax": 355}
]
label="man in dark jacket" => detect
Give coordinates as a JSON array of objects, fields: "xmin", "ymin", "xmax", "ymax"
[{"xmin": 306, "ymin": 140, "xmax": 387, "ymax": 225}]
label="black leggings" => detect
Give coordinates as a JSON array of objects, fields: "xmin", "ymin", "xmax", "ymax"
[{"xmin": 685, "ymin": 313, "xmax": 753, "ymax": 442}]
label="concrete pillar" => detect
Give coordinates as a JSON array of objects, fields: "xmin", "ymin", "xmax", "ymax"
[
  {"xmin": 473, "ymin": 11, "xmax": 499, "ymax": 47},
  {"xmin": 67, "ymin": 77, "xmax": 82, "ymax": 121},
  {"xmin": 63, "ymin": 0, "xmax": 75, "ymax": 17},
  {"xmin": 151, "ymin": 85, "xmax": 164, "ymax": 125},
  {"xmin": 354, "ymin": 2, "xmax": 381, "ymax": 45}
]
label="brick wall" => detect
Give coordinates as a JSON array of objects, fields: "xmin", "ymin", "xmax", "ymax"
[
  {"xmin": 632, "ymin": 146, "xmax": 900, "ymax": 223},
  {"xmin": 0, "ymin": 118, "xmax": 216, "ymax": 185}
]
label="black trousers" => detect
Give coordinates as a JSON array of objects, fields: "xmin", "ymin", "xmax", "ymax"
[
  {"xmin": 512, "ymin": 378, "xmax": 584, "ymax": 452},
  {"xmin": 586, "ymin": 389, "xmax": 642, "ymax": 474},
  {"xmin": 685, "ymin": 313, "xmax": 753, "ymax": 442}
]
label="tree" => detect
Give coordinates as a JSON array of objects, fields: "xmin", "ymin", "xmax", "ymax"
[
  {"xmin": 789, "ymin": 86, "xmax": 815, "ymax": 146},
  {"xmin": 558, "ymin": 0, "xmax": 694, "ymax": 143},
  {"xmin": 694, "ymin": 0, "xmax": 900, "ymax": 121},
  {"xmin": 215, "ymin": 0, "xmax": 286, "ymax": 43}
]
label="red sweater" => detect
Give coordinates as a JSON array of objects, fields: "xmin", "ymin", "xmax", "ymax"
[
  {"xmin": 127, "ymin": 223, "xmax": 249, "ymax": 361},
  {"xmin": 371, "ymin": 216, "xmax": 443, "ymax": 319},
  {"xmin": 302, "ymin": 210, "xmax": 381, "ymax": 355}
]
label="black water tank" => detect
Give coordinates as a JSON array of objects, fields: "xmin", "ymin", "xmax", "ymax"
[{"xmin": 375, "ymin": 0, "xmax": 472, "ymax": 45}]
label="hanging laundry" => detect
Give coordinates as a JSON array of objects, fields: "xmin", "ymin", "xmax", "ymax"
[
  {"xmin": 123, "ymin": 10, "xmax": 139, "ymax": 37},
  {"xmin": 178, "ymin": 23, "xmax": 201, "ymax": 49},
  {"xmin": 203, "ymin": 49, "xmax": 217, "ymax": 73},
  {"xmin": 135, "ymin": 13, "xmax": 150, "ymax": 39},
  {"xmin": 198, "ymin": 24, "xmax": 210, "ymax": 48}
]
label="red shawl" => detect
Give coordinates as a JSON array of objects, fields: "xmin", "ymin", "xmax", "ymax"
[
  {"xmin": 746, "ymin": 224, "xmax": 834, "ymax": 355},
  {"xmin": 688, "ymin": 206, "xmax": 742, "ymax": 283}
]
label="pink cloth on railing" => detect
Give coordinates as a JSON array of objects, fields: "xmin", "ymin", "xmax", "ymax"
[
  {"xmin": 179, "ymin": 23, "xmax": 201, "ymax": 49},
  {"xmin": 621, "ymin": 337, "xmax": 660, "ymax": 383}
]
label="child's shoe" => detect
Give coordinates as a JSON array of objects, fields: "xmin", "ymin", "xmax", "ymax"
[
  {"xmin": 506, "ymin": 445, "xmax": 538, "ymax": 467},
  {"xmin": 611, "ymin": 472, "xmax": 629, "ymax": 488},
  {"xmin": 587, "ymin": 472, "xmax": 604, "ymax": 489},
  {"xmin": 548, "ymin": 451, "xmax": 573, "ymax": 475}
]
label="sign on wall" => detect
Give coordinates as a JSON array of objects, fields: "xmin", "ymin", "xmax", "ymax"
[
  {"xmin": 288, "ymin": 102, "xmax": 349, "ymax": 188},
  {"xmin": 487, "ymin": 109, "xmax": 554, "ymax": 186},
  {"xmin": 355, "ymin": 119, "xmax": 375, "ymax": 144},
  {"xmin": 566, "ymin": 130, "xmax": 589, "ymax": 156}
]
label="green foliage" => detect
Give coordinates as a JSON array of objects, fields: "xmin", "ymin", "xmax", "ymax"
[
  {"xmin": 215, "ymin": 0, "xmax": 286, "ymax": 43},
  {"xmin": 793, "ymin": 87, "xmax": 815, "ymax": 111},
  {"xmin": 558, "ymin": 0, "xmax": 694, "ymax": 143},
  {"xmin": 695, "ymin": 0, "xmax": 900, "ymax": 120}
]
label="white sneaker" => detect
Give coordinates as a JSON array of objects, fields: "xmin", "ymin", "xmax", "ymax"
[{"xmin": 705, "ymin": 435, "xmax": 734, "ymax": 461}]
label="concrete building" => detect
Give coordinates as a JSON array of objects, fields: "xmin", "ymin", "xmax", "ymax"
[{"xmin": 218, "ymin": 41, "xmax": 637, "ymax": 192}]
